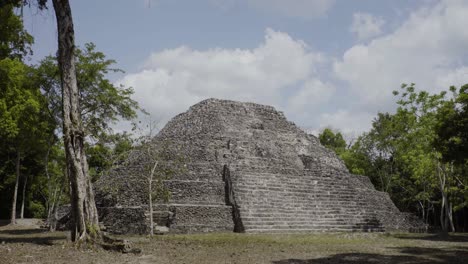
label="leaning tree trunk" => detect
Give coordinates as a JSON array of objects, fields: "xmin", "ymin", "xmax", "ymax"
[
  {"xmin": 52, "ymin": 0, "xmax": 101, "ymax": 243},
  {"xmin": 10, "ymin": 150, "xmax": 20, "ymax": 224},
  {"xmin": 20, "ymin": 174, "xmax": 28, "ymax": 219}
]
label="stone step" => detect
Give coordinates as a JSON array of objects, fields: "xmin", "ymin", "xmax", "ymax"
[
  {"xmin": 240, "ymin": 214, "xmax": 376, "ymax": 219},
  {"xmin": 243, "ymin": 223, "xmax": 383, "ymax": 229},
  {"xmin": 151, "ymin": 203, "xmax": 234, "ymax": 233},
  {"xmin": 234, "ymin": 182, "xmax": 357, "ymax": 190},
  {"xmin": 240, "ymin": 207, "xmax": 370, "ymax": 212},
  {"xmin": 241, "ymin": 220, "xmax": 378, "ymax": 226},
  {"xmin": 240, "ymin": 211, "xmax": 376, "ymax": 216},
  {"xmin": 233, "ymin": 180, "xmax": 357, "ymax": 190},
  {"xmin": 235, "ymin": 179, "xmax": 351, "ymax": 187},
  {"xmin": 234, "ymin": 182, "xmax": 356, "ymax": 189},
  {"xmin": 244, "ymin": 226, "xmax": 384, "ymax": 233},
  {"xmin": 237, "ymin": 202, "xmax": 373, "ymax": 209},
  {"xmin": 152, "ymin": 203, "xmax": 232, "ymax": 209},
  {"xmin": 244, "ymin": 223, "xmax": 384, "ymax": 230},
  {"xmin": 237, "ymin": 196, "xmax": 364, "ymax": 203},
  {"xmin": 240, "ymin": 212, "xmax": 376, "ymax": 218},
  {"xmin": 240, "ymin": 215, "xmax": 379, "ymax": 221},
  {"xmin": 169, "ymin": 224, "xmax": 234, "ymax": 233},
  {"xmin": 159, "ymin": 180, "xmax": 226, "ymax": 204},
  {"xmin": 240, "ymin": 214, "xmax": 380, "ymax": 220},
  {"xmin": 237, "ymin": 205, "xmax": 372, "ymax": 211}
]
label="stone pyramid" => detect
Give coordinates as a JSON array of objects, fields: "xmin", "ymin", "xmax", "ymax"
[{"xmin": 95, "ymin": 99, "xmax": 421, "ymax": 234}]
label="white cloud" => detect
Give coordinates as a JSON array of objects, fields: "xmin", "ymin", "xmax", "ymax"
[
  {"xmin": 120, "ymin": 1, "xmax": 468, "ymax": 138},
  {"xmin": 436, "ymin": 66, "xmax": 468, "ymax": 89},
  {"xmin": 350, "ymin": 12, "xmax": 385, "ymax": 41},
  {"xmin": 317, "ymin": 110, "xmax": 374, "ymax": 140},
  {"xmin": 247, "ymin": 0, "xmax": 335, "ymax": 19},
  {"xmin": 287, "ymin": 79, "xmax": 335, "ymax": 116},
  {"xmin": 118, "ymin": 29, "xmax": 331, "ymax": 129},
  {"xmin": 335, "ymin": 0, "xmax": 468, "ymax": 111}
]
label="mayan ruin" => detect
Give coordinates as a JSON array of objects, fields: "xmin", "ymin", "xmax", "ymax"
[{"xmin": 94, "ymin": 99, "xmax": 420, "ymax": 234}]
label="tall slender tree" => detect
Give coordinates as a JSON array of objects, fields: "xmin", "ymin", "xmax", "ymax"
[{"xmin": 52, "ymin": 0, "xmax": 101, "ymax": 242}]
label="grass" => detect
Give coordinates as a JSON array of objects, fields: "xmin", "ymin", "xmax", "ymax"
[
  {"xmin": 1, "ymin": 223, "xmax": 468, "ymax": 263},
  {"xmin": 152, "ymin": 232, "xmax": 392, "ymax": 245}
]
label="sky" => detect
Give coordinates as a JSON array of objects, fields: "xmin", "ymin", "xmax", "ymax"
[{"xmin": 23, "ymin": 0, "xmax": 468, "ymax": 139}]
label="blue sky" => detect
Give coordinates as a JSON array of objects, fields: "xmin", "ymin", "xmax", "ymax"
[{"xmin": 23, "ymin": 0, "xmax": 468, "ymax": 138}]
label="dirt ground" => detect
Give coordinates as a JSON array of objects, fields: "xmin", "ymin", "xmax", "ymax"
[{"xmin": 1, "ymin": 220, "xmax": 467, "ymax": 264}]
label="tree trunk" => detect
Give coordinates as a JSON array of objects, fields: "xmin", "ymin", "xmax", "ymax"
[
  {"xmin": 447, "ymin": 201, "xmax": 455, "ymax": 232},
  {"xmin": 439, "ymin": 175, "xmax": 448, "ymax": 231},
  {"xmin": 45, "ymin": 139, "xmax": 52, "ymax": 220},
  {"xmin": 20, "ymin": 174, "xmax": 28, "ymax": 219},
  {"xmin": 148, "ymin": 161, "xmax": 158, "ymax": 237},
  {"xmin": 437, "ymin": 161, "xmax": 456, "ymax": 232},
  {"xmin": 52, "ymin": 0, "xmax": 100, "ymax": 243},
  {"xmin": 49, "ymin": 179, "xmax": 65, "ymax": 232},
  {"xmin": 418, "ymin": 201, "xmax": 425, "ymax": 224},
  {"xmin": 149, "ymin": 181, "xmax": 154, "ymax": 237},
  {"xmin": 10, "ymin": 150, "xmax": 20, "ymax": 224}
]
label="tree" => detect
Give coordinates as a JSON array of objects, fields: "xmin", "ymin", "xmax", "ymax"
[
  {"xmin": 50, "ymin": 1, "xmax": 141, "ymax": 250},
  {"xmin": 318, "ymin": 128, "xmax": 374, "ymax": 177},
  {"xmin": 435, "ymin": 84, "xmax": 468, "ymax": 165},
  {"xmin": 1, "ymin": 2, "xmax": 143, "ymax": 242},
  {"xmin": 35, "ymin": 43, "xmax": 142, "ymax": 183},
  {"xmin": 86, "ymin": 132, "xmax": 134, "ymax": 182},
  {"xmin": 338, "ymin": 136, "xmax": 373, "ymax": 176},
  {"xmin": 0, "ymin": 1, "xmax": 56, "ymax": 223},
  {"xmin": 319, "ymin": 128, "xmax": 346, "ymax": 155},
  {"xmin": 0, "ymin": 1, "xmax": 33, "ymax": 60},
  {"xmin": 35, "ymin": 43, "xmax": 140, "ymax": 142},
  {"xmin": 0, "ymin": 58, "xmax": 50, "ymax": 224},
  {"xmin": 51, "ymin": 0, "xmax": 100, "ymax": 242},
  {"xmin": 139, "ymin": 140, "xmax": 183, "ymax": 237},
  {"xmin": 393, "ymin": 84, "xmax": 457, "ymax": 231},
  {"xmin": 328, "ymin": 84, "xmax": 467, "ymax": 230}
]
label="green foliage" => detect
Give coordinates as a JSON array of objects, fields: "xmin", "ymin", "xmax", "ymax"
[
  {"xmin": 321, "ymin": 84, "xmax": 467, "ymax": 230},
  {"xmin": 35, "ymin": 42, "xmax": 142, "ymax": 140},
  {"xmin": 0, "ymin": 59, "xmax": 40, "ymax": 140},
  {"xmin": 0, "ymin": 2, "xmax": 33, "ymax": 60},
  {"xmin": 319, "ymin": 128, "xmax": 346, "ymax": 155},
  {"xmin": 34, "ymin": 43, "xmax": 143, "ymax": 183},
  {"xmin": 0, "ymin": 58, "xmax": 55, "ymax": 217},
  {"xmin": 434, "ymin": 84, "xmax": 468, "ymax": 165},
  {"xmin": 339, "ymin": 137, "xmax": 372, "ymax": 176},
  {"xmin": 319, "ymin": 128, "xmax": 374, "ymax": 176},
  {"xmin": 0, "ymin": 3, "xmax": 142, "ymax": 221},
  {"xmin": 87, "ymin": 132, "xmax": 134, "ymax": 182},
  {"xmin": 28, "ymin": 200, "xmax": 46, "ymax": 218}
]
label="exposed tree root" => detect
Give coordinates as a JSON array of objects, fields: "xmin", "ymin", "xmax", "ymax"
[
  {"xmin": 101, "ymin": 234, "xmax": 142, "ymax": 254},
  {"xmin": 71, "ymin": 233, "xmax": 141, "ymax": 254}
]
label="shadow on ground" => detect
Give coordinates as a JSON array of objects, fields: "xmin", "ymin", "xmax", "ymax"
[
  {"xmin": 393, "ymin": 233, "xmax": 468, "ymax": 243},
  {"xmin": 0, "ymin": 228, "xmax": 47, "ymax": 235},
  {"xmin": 272, "ymin": 246, "xmax": 468, "ymax": 264},
  {"xmin": 0, "ymin": 220, "xmax": 9, "ymax": 227},
  {"xmin": 0, "ymin": 228, "xmax": 65, "ymax": 246}
]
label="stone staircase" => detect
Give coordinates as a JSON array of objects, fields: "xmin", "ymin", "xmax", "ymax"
[
  {"xmin": 230, "ymin": 167, "xmax": 386, "ymax": 233},
  {"xmin": 148, "ymin": 203, "xmax": 233, "ymax": 233},
  {"xmin": 150, "ymin": 161, "xmax": 234, "ymax": 233}
]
